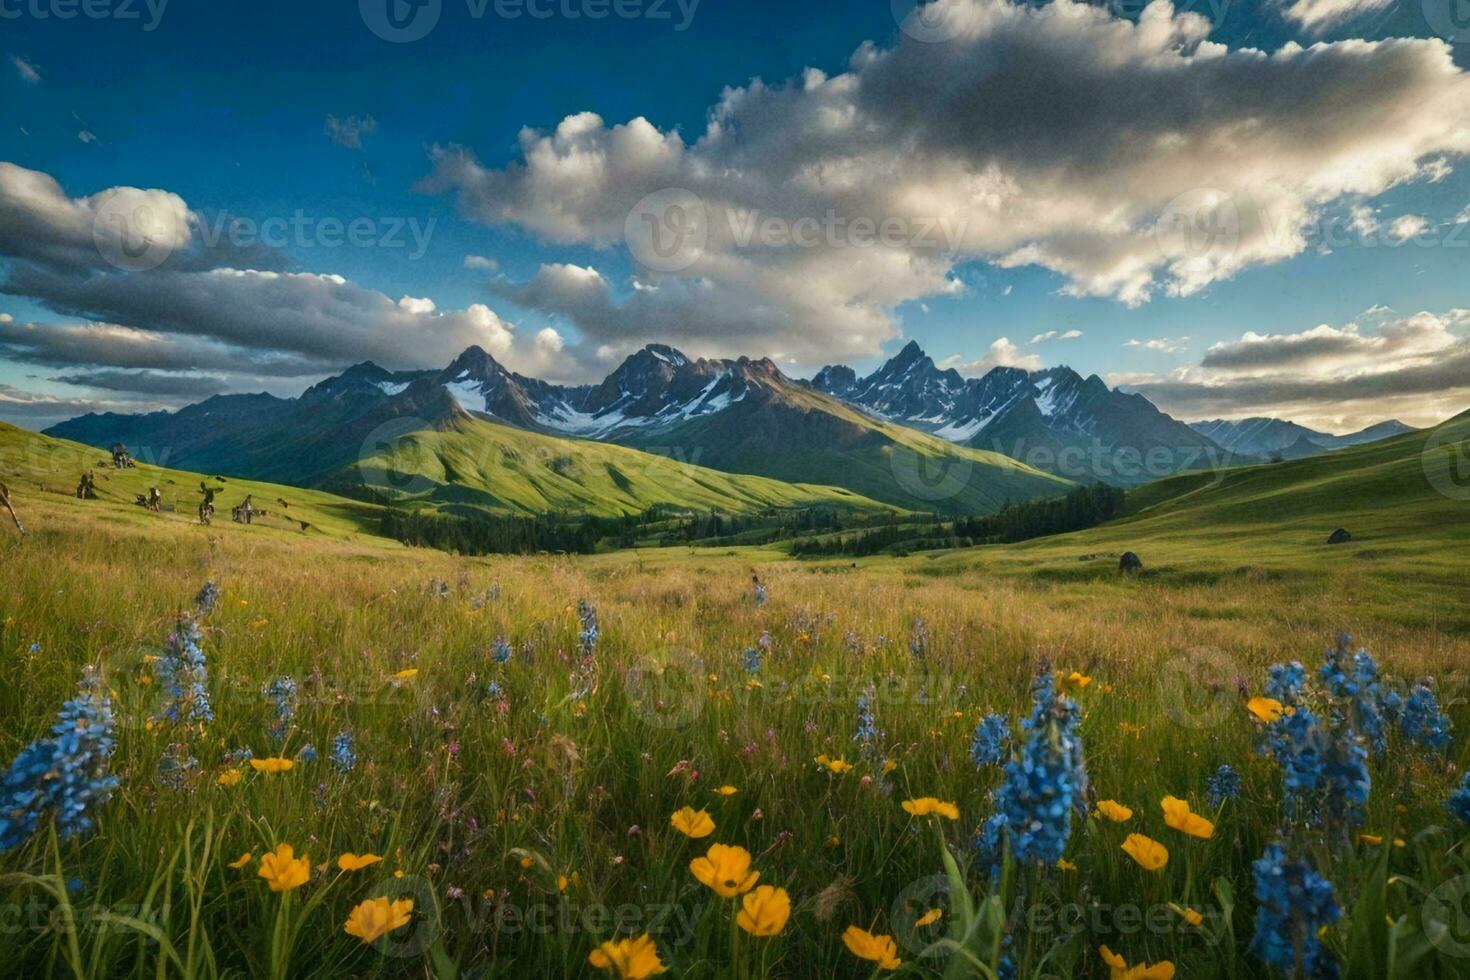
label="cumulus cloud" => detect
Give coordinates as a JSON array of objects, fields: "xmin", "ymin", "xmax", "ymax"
[
  {"xmin": 0, "ymin": 163, "xmax": 568, "ymax": 399},
  {"xmin": 464, "ymin": 254, "xmax": 498, "ymax": 270},
  {"xmin": 50, "ymin": 370, "xmax": 229, "ymax": 398},
  {"xmin": 1276, "ymin": 0, "xmax": 1394, "ymax": 33},
  {"xmin": 1126, "ymin": 337, "xmax": 1191, "ymax": 354},
  {"xmin": 422, "ymin": 0, "xmax": 1470, "ymax": 368},
  {"xmin": 1122, "ymin": 309, "xmax": 1470, "ymax": 430},
  {"xmin": 324, "ymin": 114, "xmax": 378, "ymax": 150},
  {"xmin": 938, "ymin": 337, "xmax": 1041, "ymax": 375},
  {"xmin": 1031, "ymin": 329, "xmax": 1082, "ymax": 344}
]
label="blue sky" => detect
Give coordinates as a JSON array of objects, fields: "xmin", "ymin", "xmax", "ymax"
[{"xmin": 2, "ymin": 0, "xmax": 1468, "ymax": 431}]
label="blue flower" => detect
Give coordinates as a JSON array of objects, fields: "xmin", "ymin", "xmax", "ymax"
[
  {"xmin": 742, "ymin": 647, "xmax": 761, "ymax": 675},
  {"xmin": 296, "ymin": 743, "xmax": 318, "ymax": 765},
  {"xmin": 0, "ymin": 668, "xmax": 120, "ymax": 852},
  {"xmin": 262, "ymin": 676, "xmax": 298, "ymax": 742},
  {"xmin": 154, "ymin": 616, "xmax": 213, "ymax": 726},
  {"xmin": 989, "ymin": 672, "xmax": 1086, "ymax": 866},
  {"xmin": 1207, "ymin": 764, "xmax": 1241, "ymax": 807},
  {"xmin": 1447, "ymin": 771, "xmax": 1470, "ymax": 825},
  {"xmin": 193, "ymin": 580, "xmax": 220, "ymax": 615},
  {"xmin": 1401, "ymin": 683, "xmax": 1452, "ymax": 751},
  {"xmin": 157, "ymin": 747, "xmax": 198, "ymax": 788},
  {"xmin": 491, "ymin": 637, "xmax": 513, "ymax": 665},
  {"xmin": 970, "ymin": 713, "xmax": 1010, "ymax": 768},
  {"xmin": 1249, "ymin": 843, "xmax": 1341, "ymax": 979},
  {"xmin": 753, "ymin": 582, "xmax": 767, "ymax": 607},
  {"xmin": 577, "ymin": 601, "xmax": 599, "ymax": 656},
  {"xmin": 1266, "ymin": 661, "xmax": 1307, "ymax": 705},
  {"xmin": 331, "ymin": 731, "xmax": 357, "ymax": 773},
  {"xmin": 853, "ymin": 685, "xmax": 884, "ymax": 762},
  {"xmin": 1263, "ymin": 705, "xmax": 1368, "ymax": 828},
  {"xmin": 908, "ymin": 617, "xmax": 928, "ymax": 659}
]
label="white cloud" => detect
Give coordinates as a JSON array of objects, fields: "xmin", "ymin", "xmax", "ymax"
[
  {"xmin": 324, "ymin": 114, "xmax": 377, "ymax": 150},
  {"xmin": 9, "ymin": 54, "xmax": 40, "ymax": 84},
  {"xmin": 1126, "ymin": 337, "xmax": 1191, "ymax": 354},
  {"xmin": 1456, "ymin": 204, "xmax": 1470, "ymax": 225},
  {"xmin": 1386, "ymin": 214, "xmax": 1429, "ymax": 242},
  {"xmin": 422, "ymin": 0, "xmax": 1470, "ymax": 368},
  {"xmin": 1276, "ymin": 0, "xmax": 1394, "ymax": 33},
  {"xmin": 1032, "ymin": 329, "xmax": 1082, "ymax": 344},
  {"xmin": 464, "ymin": 254, "xmax": 498, "ymax": 270},
  {"xmin": 1125, "ymin": 309, "xmax": 1470, "ymax": 429},
  {"xmin": 938, "ymin": 337, "xmax": 1041, "ymax": 375}
]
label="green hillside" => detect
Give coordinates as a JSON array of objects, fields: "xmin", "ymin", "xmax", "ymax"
[
  {"xmin": 341, "ymin": 414, "xmax": 895, "ymax": 517},
  {"xmin": 629, "ymin": 382, "xmax": 1073, "ymax": 514},
  {"xmin": 0, "ymin": 422, "xmax": 389, "ymax": 541}
]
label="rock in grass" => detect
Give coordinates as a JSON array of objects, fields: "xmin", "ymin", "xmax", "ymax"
[
  {"xmin": 1119, "ymin": 551, "xmax": 1143, "ymax": 574},
  {"xmin": 1327, "ymin": 528, "xmax": 1352, "ymax": 545}
]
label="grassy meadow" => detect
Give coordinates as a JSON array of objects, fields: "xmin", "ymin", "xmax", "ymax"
[{"xmin": 1, "ymin": 416, "xmax": 1469, "ymax": 978}]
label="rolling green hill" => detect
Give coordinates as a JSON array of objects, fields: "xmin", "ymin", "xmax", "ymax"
[
  {"xmin": 625, "ymin": 379, "xmax": 1073, "ymax": 515},
  {"xmin": 335, "ymin": 413, "xmax": 896, "ymax": 517},
  {"xmin": 0, "ymin": 422, "xmax": 389, "ymax": 541}
]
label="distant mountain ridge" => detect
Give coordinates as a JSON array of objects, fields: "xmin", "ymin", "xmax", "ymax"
[
  {"xmin": 1189, "ymin": 417, "xmax": 1418, "ymax": 461},
  {"xmin": 809, "ymin": 341, "xmax": 1228, "ymax": 485},
  {"xmin": 47, "ymin": 343, "xmax": 1070, "ymax": 515}
]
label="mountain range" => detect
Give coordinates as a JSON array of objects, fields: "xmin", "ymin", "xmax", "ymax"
[
  {"xmin": 45, "ymin": 340, "xmax": 1413, "ymax": 516},
  {"xmin": 1188, "ymin": 417, "xmax": 1417, "ymax": 461}
]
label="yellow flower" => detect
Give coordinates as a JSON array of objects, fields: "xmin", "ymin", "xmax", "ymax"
[
  {"xmin": 901, "ymin": 797, "xmax": 960, "ymax": 820},
  {"xmin": 1161, "ymin": 796, "xmax": 1215, "ymax": 839},
  {"xmin": 557, "ymin": 875, "xmax": 569, "ymax": 893},
  {"xmin": 715, "ymin": 785, "xmax": 738, "ymax": 796},
  {"xmin": 343, "ymin": 897, "xmax": 414, "ymax": 943},
  {"xmin": 337, "ymin": 853, "xmax": 383, "ymax": 872},
  {"xmin": 1121, "ymin": 834, "xmax": 1169, "ymax": 872},
  {"xmin": 258, "ymin": 844, "xmax": 310, "ymax": 892},
  {"xmin": 1057, "ymin": 858, "xmax": 1078, "ymax": 872},
  {"xmin": 1358, "ymin": 834, "xmax": 1383, "ymax": 845},
  {"xmin": 842, "ymin": 926, "xmax": 902, "ymax": 970},
  {"xmin": 736, "ymin": 885, "xmax": 791, "ymax": 936},
  {"xmin": 882, "ymin": 759, "xmax": 898, "ymax": 775},
  {"xmin": 248, "ymin": 618, "xmax": 269, "ymax": 629},
  {"xmin": 1119, "ymin": 722, "xmax": 1145, "ymax": 735},
  {"xmin": 1247, "ymin": 696, "xmax": 1286, "ymax": 723},
  {"xmin": 1096, "ymin": 800, "xmax": 1133, "ymax": 822},
  {"xmin": 250, "ymin": 757, "xmax": 294, "ymax": 774},
  {"xmin": 814, "ymin": 754, "xmax": 852, "ymax": 774},
  {"xmin": 588, "ymin": 933, "xmax": 667, "ymax": 979},
  {"xmin": 1176, "ymin": 906, "xmax": 1204, "ymax": 928},
  {"xmin": 217, "ymin": 769, "xmax": 243, "ymax": 786},
  {"xmin": 689, "ymin": 843, "xmax": 760, "ymax": 898},
  {"xmin": 228, "ymin": 851, "xmax": 253, "ymax": 869},
  {"xmin": 393, "ymin": 668, "xmax": 419, "ymax": 681},
  {"xmin": 914, "ymin": 908, "xmax": 944, "ymax": 928},
  {"xmin": 669, "ymin": 807, "xmax": 716, "ymax": 839},
  {"xmin": 520, "ymin": 857, "xmax": 535, "ymax": 870},
  {"xmin": 1099, "ymin": 944, "xmax": 1176, "ymax": 980},
  {"xmin": 824, "ymin": 835, "xmax": 841, "ymax": 847},
  {"xmin": 1059, "ymin": 671, "xmax": 1093, "ymax": 693}
]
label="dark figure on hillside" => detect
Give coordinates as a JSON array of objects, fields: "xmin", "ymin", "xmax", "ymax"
[
  {"xmin": 198, "ymin": 483, "xmax": 217, "ymax": 525},
  {"xmin": 110, "ymin": 443, "xmax": 136, "ymax": 468},
  {"xmin": 1119, "ymin": 551, "xmax": 1143, "ymax": 574},
  {"xmin": 232, "ymin": 494, "xmax": 256, "ymax": 524},
  {"xmin": 75, "ymin": 471, "xmax": 97, "ymax": 499},
  {"xmin": 139, "ymin": 487, "xmax": 162, "ymax": 512},
  {"xmin": 276, "ymin": 497, "xmax": 290, "ymax": 510},
  {"xmin": 1327, "ymin": 528, "xmax": 1352, "ymax": 545}
]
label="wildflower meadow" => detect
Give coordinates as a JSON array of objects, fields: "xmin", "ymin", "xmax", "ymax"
[{"xmin": 1, "ymin": 498, "xmax": 1469, "ymax": 979}]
